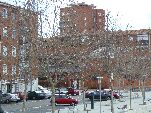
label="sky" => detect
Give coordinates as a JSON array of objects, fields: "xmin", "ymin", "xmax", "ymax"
[
  {"xmin": 1, "ymin": 0, "xmax": 151, "ymax": 31},
  {"xmin": 77, "ymin": 0, "xmax": 151, "ymax": 30}
]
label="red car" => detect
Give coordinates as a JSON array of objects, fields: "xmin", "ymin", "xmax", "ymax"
[
  {"xmin": 67, "ymin": 88, "xmax": 80, "ymax": 96},
  {"xmin": 113, "ymin": 92, "xmax": 120, "ymax": 99},
  {"xmin": 52, "ymin": 94, "xmax": 78, "ymax": 106}
]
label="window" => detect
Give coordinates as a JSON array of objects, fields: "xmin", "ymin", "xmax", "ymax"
[
  {"xmin": 84, "ymin": 22, "xmax": 87, "ymax": 27},
  {"xmin": 3, "ymin": 64, "xmax": 7, "ymax": 75},
  {"xmin": 137, "ymin": 34, "xmax": 149, "ymax": 46},
  {"xmin": 12, "ymin": 46, "xmax": 16, "ymax": 57},
  {"xmin": 98, "ymin": 13, "xmax": 102, "ymax": 16},
  {"xmin": 12, "ymin": 65, "xmax": 16, "ymax": 76},
  {"xmin": 12, "ymin": 28, "xmax": 17, "ymax": 38},
  {"xmin": 61, "ymin": 12, "xmax": 65, "ymax": 16},
  {"xmin": 20, "ymin": 46, "xmax": 25, "ymax": 56},
  {"xmin": 2, "ymin": 8, "xmax": 8, "ymax": 18},
  {"xmin": 2, "ymin": 46, "xmax": 7, "ymax": 56},
  {"xmin": 99, "ymin": 19, "xmax": 102, "ymax": 22},
  {"xmin": 0, "ymin": 42, "xmax": 1, "ymax": 53},
  {"xmin": 12, "ymin": 12, "xmax": 16, "ymax": 20},
  {"xmin": 3, "ymin": 27, "xmax": 8, "ymax": 37}
]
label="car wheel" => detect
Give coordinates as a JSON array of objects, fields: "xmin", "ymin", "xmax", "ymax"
[
  {"xmin": 5, "ymin": 99, "xmax": 10, "ymax": 104},
  {"xmin": 70, "ymin": 102, "xmax": 75, "ymax": 106},
  {"xmin": 48, "ymin": 97, "xmax": 51, "ymax": 99},
  {"xmin": 55, "ymin": 102, "xmax": 58, "ymax": 106},
  {"xmin": 33, "ymin": 97, "xmax": 36, "ymax": 100},
  {"xmin": 107, "ymin": 96, "xmax": 111, "ymax": 100},
  {"xmin": 74, "ymin": 103, "xmax": 77, "ymax": 106}
]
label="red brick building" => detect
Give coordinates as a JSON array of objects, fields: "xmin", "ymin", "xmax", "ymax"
[
  {"xmin": 59, "ymin": 2, "xmax": 105, "ymax": 35},
  {"xmin": 0, "ymin": 2, "xmax": 38, "ymax": 93},
  {"xmin": 0, "ymin": 2, "xmax": 20, "ymax": 93},
  {"xmin": 49, "ymin": 29, "xmax": 151, "ymax": 90}
]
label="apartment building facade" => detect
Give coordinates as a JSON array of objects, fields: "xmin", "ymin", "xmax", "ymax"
[
  {"xmin": 58, "ymin": 3, "xmax": 151, "ymax": 89},
  {"xmin": 59, "ymin": 2, "xmax": 105, "ymax": 35},
  {"xmin": 0, "ymin": 2, "xmax": 38, "ymax": 93}
]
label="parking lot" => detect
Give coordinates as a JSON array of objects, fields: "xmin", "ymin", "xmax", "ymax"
[{"xmin": 2, "ymin": 89, "xmax": 151, "ymax": 113}]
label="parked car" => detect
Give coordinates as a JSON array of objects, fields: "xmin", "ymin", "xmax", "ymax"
[
  {"xmin": 12, "ymin": 92, "xmax": 27, "ymax": 101},
  {"xmin": 113, "ymin": 92, "xmax": 120, "ymax": 99},
  {"xmin": 88, "ymin": 91, "xmax": 110, "ymax": 101},
  {"xmin": 41, "ymin": 90, "xmax": 51, "ymax": 99},
  {"xmin": 103, "ymin": 89, "xmax": 120, "ymax": 99},
  {"xmin": 38, "ymin": 86, "xmax": 52, "ymax": 99},
  {"xmin": 85, "ymin": 91, "xmax": 94, "ymax": 98},
  {"xmin": 1, "ymin": 93, "xmax": 11, "ymax": 104},
  {"xmin": 67, "ymin": 88, "xmax": 80, "ymax": 96},
  {"xmin": 9, "ymin": 93, "xmax": 21, "ymax": 102},
  {"xmin": 27, "ymin": 91, "xmax": 45, "ymax": 100},
  {"xmin": 1, "ymin": 93, "xmax": 20, "ymax": 104},
  {"xmin": 51, "ymin": 94, "xmax": 78, "ymax": 106},
  {"xmin": 55, "ymin": 87, "xmax": 68, "ymax": 94}
]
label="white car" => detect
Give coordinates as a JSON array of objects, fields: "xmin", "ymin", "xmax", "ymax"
[
  {"xmin": 9, "ymin": 93, "xmax": 20, "ymax": 102},
  {"xmin": 55, "ymin": 88, "xmax": 68, "ymax": 94},
  {"xmin": 38, "ymin": 85, "xmax": 51, "ymax": 99},
  {"xmin": 41, "ymin": 90, "xmax": 51, "ymax": 99}
]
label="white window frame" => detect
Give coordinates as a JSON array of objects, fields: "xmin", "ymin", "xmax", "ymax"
[
  {"xmin": 61, "ymin": 12, "xmax": 65, "ymax": 16},
  {"xmin": 2, "ymin": 8, "xmax": 8, "ymax": 18},
  {"xmin": 0, "ymin": 42, "xmax": 1, "ymax": 53},
  {"xmin": 3, "ymin": 27, "xmax": 8, "ymax": 37},
  {"xmin": 12, "ymin": 65, "xmax": 16, "ymax": 76},
  {"xmin": 12, "ymin": 28, "xmax": 17, "ymax": 39},
  {"xmin": 12, "ymin": 46, "xmax": 16, "ymax": 57},
  {"xmin": 2, "ymin": 46, "xmax": 7, "ymax": 56},
  {"xmin": 3, "ymin": 64, "xmax": 7, "ymax": 75},
  {"xmin": 98, "ymin": 13, "xmax": 102, "ymax": 16},
  {"xmin": 12, "ymin": 12, "xmax": 16, "ymax": 20},
  {"xmin": 99, "ymin": 19, "xmax": 102, "ymax": 22}
]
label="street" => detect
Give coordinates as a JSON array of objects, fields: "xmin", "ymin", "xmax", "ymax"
[
  {"xmin": 1, "ymin": 94, "xmax": 85, "ymax": 113},
  {"xmin": 2, "ymin": 90, "xmax": 151, "ymax": 113}
]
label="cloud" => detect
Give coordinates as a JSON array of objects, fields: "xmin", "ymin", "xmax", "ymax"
[{"xmin": 77, "ymin": 0, "xmax": 151, "ymax": 30}]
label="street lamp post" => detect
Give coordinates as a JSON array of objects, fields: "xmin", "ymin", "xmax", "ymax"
[
  {"xmin": 142, "ymin": 75, "xmax": 146, "ymax": 105},
  {"xmin": 97, "ymin": 77, "xmax": 103, "ymax": 113}
]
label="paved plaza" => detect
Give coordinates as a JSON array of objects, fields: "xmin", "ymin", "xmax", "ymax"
[{"xmin": 55, "ymin": 90, "xmax": 151, "ymax": 113}]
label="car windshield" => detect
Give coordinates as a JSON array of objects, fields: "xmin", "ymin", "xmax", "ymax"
[
  {"xmin": 35, "ymin": 91, "xmax": 42, "ymax": 93},
  {"xmin": 55, "ymin": 94, "xmax": 67, "ymax": 98},
  {"xmin": 59, "ymin": 88, "xmax": 67, "ymax": 91}
]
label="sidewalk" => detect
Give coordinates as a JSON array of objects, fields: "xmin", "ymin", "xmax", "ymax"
[{"xmin": 55, "ymin": 91, "xmax": 151, "ymax": 113}]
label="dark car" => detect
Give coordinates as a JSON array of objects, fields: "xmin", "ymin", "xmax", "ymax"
[
  {"xmin": 85, "ymin": 91, "xmax": 94, "ymax": 98},
  {"xmin": 51, "ymin": 94, "xmax": 78, "ymax": 106},
  {"xmin": 103, "ymin": 89, "xmax": 120, "ymax": 99},
  {"xmin": 27, "ymin": 91, "xmax": 45, "ymax": 100},
  {"xmin": 67, "ymin": 88, "xmax": 80, "ymax": 96},
  {"xmin": 1, "ymin": 93, "xmax": 11, "ymax": 104},
  {"xmin": 88, "ymin": 91, "xmax": 110, "ymax": 101},
  {"xmin": 1, "ymin": 93, "xmax": 20, "ymax": 104}
]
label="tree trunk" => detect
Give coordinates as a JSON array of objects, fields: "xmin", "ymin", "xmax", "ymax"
[
  {"xmin": 51, "ymin": 82, "xmax": 56, "ymax": 113},
  {"xmin": 22, "ymin": 81, "xmax": 27, "ymax": 113}
]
